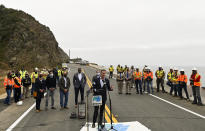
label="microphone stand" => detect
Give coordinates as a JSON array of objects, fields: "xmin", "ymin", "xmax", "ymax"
[
  {"xmin": 107, "ymin": 90, "xmax": 117, "ymax": 131},
  {"xmin": 86, "ymin": 89, "xmax": 91, "ymax": 131}
]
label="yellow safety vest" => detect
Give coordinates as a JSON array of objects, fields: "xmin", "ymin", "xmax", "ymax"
[
  {"xmin": 20, "ymin": 70, "xmax": 27, "ymax": 79},
  {"xmin": 167, "ymin": 72, "xmax": 174, "ymax": 81},
  {"xmin": 58, "ymin": 70, "xmax": 62, "ymax": 77},
  {"xmin": 156, "ymin": 70, "xmax": 164, "ymax": 78},
  {"xmin": 31, "ymin": 72, "xmax": 38, "ymax": 83},
  {"xmin": 109, "ymin": 67, "xmax": 114, "ymax": 72}
]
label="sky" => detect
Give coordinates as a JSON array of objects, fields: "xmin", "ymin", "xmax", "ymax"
[{"xmin": 1, "ymin": 0, "xmax": 205, "ymax": 67}]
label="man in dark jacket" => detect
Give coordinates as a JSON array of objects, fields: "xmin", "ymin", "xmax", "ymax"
[
  {"xmin": 73, "ymin": 68, "xmax": 86, "ymax": 107},
  {"xmin": 92, "ymin": 69, "xmax": 113, "ymax": 128},
  {"xmin": 59, "ymin": 71, "xmax": 70, "ymax": 109},
  {"xmin": 45, "ymin": 70, "xmax": 56, "ymax": 110},
  {"xmin": 22, "ymin": 73, "xmax": 31, "ymax": 99},
  {"xmin": 35, "ymin": 73, "xmax": 46, "ymax": 112}
]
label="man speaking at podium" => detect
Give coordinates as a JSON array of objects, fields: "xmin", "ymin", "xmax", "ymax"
[{"xmin": 92, "ymin": 69, "xmax": 113, "ymax": 128}]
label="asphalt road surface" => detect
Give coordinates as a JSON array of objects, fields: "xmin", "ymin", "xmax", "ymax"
[{"xmin": 0, "ymin": 64, "xmax": 205, "ymax": 131}]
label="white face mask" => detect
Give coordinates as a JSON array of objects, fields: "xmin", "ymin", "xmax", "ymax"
[
  {"xmin": 97, "ymin": 73, "xmax": 100, "ymax": 76},
  {"xmin": 50, "ymin": 73, "xmax": 54, "ymax": 77}
]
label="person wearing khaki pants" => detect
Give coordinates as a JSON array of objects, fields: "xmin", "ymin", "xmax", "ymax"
[
  {"xmin": 116, "ymin": 72, "xmax": 124, "ymax": 94},
  {"xmin": 22, "ymin": 73, "xmax": 31, "ymax": 99},
  {"xmin": 124, "ymin": 67, "xmax": 132, "ymax": 95}
]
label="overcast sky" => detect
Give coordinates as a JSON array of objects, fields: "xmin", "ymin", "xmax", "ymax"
[{"xmin": 2, "ymin": 0, "xmax": 205, "ymax": 67}]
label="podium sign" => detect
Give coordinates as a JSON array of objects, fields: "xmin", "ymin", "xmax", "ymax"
[{"xmin": 92, "ymin": 95, "xmax": 102, "ymax": 106}]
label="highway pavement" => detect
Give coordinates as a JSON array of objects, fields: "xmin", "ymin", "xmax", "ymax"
[{"xmin": 0, "ymin": 64, "xmax": 204, "ymax": 131}]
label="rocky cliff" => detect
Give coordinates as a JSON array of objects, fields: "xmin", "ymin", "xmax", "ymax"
[{"xmin": 0, "ymin": 5, "xmax": 69, "ymax": 69}]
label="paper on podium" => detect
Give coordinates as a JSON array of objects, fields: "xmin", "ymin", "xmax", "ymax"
[{"xmin": 92, "ymin": 95, "xmax": 102, "ymax": 106}]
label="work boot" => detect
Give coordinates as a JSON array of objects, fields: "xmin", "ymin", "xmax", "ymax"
[
  {"xmin": 36, "ymin": 110, "xmax": 40, "ymax": 113},
  {"xmin": 64, "ymin": 107, "xmax": 69, "ymax": 109},
  {"xmin": 92, "ymin": 123, "xmax": 95, "ymax": 128},
  {"xmin": 197, "ymin": 103, "xmax": 203, "ymax": 106},
  {"xmin": 51, "ymin": 107, "xmax": 56, "ymax": 110},
  {"xmin": 192, "ymin": 101, "xmax": 197, "ymax": 104}
]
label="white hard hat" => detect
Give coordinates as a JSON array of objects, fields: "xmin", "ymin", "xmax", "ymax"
[
  {"xmin": 174, "ymin": 67, "xmax": 178, "ymax": 70},
  {"xmin": 159, "ymin": 65, "xmax": 162, "ymax": 68},
  {"xmin": 180, "ymin": 69, "xmax": 184, "ymax": 72},
  {"xmin": 17, "ymin": 101, "xmax": 23, "ymax": 106},
  {"xmin": 35, "ymin": 67, "xmax": 38, "ymax": 71},
  {"xmin": 192, "ymin": 67, "xmax": 197, "ymax": 71}
]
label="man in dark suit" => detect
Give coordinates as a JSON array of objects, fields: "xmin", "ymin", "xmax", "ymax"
[
  {"xmin": 73, "ymin": 68, "xmax": 87, "ymax": 107},
  {"xmin": 92, "ymin": 69, "xmax": 113, "ymax": 128}
]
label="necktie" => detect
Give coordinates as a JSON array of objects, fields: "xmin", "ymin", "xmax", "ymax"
[{"xmin": 127, "ymin": 72, "xmax": 128, "ymax": 78}]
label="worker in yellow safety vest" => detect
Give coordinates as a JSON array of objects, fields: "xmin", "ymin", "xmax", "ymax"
[
  {"xmin": 155, "ymin": 66, "xmax": 165, "ymax": 93},
  {"xmin": 109, "ymin": 65, "xmax": 114, "ymax": 79},
  {"xmin": 31, "ymin": 67, "xmax": 39, "ymax": 95},
  {"xmin": 117, "ymin": 64, "xmax": 121, "ymax": 74},
  {"xmin": 167, "ymin": 67, "xmax": 174, "ymax": 94},
  {"xmin": 171, "ymin": 67, "xmax": 179, "ymax": 97},
  {"xmin": 19, "ymin": 67, "xmax": 28, "ymax": 80}
]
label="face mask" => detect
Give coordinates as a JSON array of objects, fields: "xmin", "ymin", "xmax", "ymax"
[
  {"xmin": 97, "ymin": 73, "xmax": 100, "ymax": 76},
  {"xmin": 50, "ymin": 73, "xmax": 53, "ymax": 77}
]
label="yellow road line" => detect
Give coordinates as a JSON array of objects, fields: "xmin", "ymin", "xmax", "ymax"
[
  {"xmin": 104, "ymin": 111, "xmax": 111, "ymax": 123},
  {"xmin": 105, "ymin": 105, "xmax": 118, "ymax": 123},
  {"xmin": 83, "ymin": 70, "xmax": 118, "ymax": 123}
]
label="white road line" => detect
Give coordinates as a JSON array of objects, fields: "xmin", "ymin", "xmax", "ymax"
[
  {"xmin": 6, "ymin": 68, "xmax": 71, "ymax": 131},
  {"xmin": 6, "ymin": 92, "xmax": 47, "ymax": 131},
  {"xmin": 149, "ymin": 94, "xmax": 205, "ymax": 119},
  {"xmin": 6, "ymin": 102, "xmax": 36, "ymax": 131}
]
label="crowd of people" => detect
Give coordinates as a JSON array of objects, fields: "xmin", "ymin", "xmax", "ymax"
[
  {"xmin": 109, "ymin": 64, "xmax": 204, "ymax": 106},
  {"xmin": 3, "ymin": 66, "xmax": 82, "ymax": 112}
]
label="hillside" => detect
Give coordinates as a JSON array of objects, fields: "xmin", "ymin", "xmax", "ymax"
[{"xmin": 0, "ymin": 5, "xmax": 69, "ymax": 70}]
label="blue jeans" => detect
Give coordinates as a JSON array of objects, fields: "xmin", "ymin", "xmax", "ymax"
[
  {"xmin": 135, "ymin": 79, "xmax": 142, "ymax": 93},
  {"xmin": 147, "ymin": 81, "xmax": 154, "ymax": 93},
  {"xmin": 143, "ymin": 79, "xmax": 146, "ymax": 92},
  {"xmin": 4, "ymin": 89, "xmax": 12, "ymax": 104},
  {"xmin": 13, "ymin": 88, "xmax": 15, "ymax": 98},
  {"xmin": 60, "ymin": 90, "xmax": 69, "ymax": 107}
]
